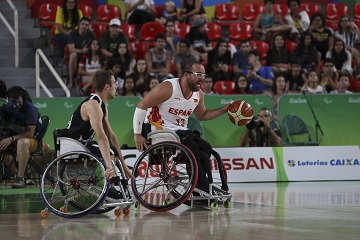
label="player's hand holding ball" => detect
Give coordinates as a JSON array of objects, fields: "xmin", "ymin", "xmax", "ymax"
[{"xmin": 227, "ymin": 100, "xmax": 253, "ymax": 126}]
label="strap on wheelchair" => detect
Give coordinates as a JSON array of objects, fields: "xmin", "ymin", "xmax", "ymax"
[{"xmin": 142, "ymin": 123, "xmax": 151, "ymax": 141}]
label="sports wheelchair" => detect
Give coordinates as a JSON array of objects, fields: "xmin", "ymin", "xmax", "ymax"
[
  {"xmin": 40, "ymin": 130, "xmax": 134, "ymax": 218},
  {"xmin": 131, "ymin": 130, "xmax": 232, "ymax": 211}
]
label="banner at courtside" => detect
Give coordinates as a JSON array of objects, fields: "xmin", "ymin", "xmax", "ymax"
[
  {"xmin": 122, "ymin": 146, "xmax": 360, "ymax": 183},
  {"xmin": 283, "ymin": 146, "xmax": 360, "ymax": 181}
]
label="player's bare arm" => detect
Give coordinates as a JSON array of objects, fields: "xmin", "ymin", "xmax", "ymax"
[
  {"xmin": 82, "ymin": 100, "xmax": 114, "ymax": 179},
  {"xmin": 194, "ymin": 90, "xmax": 230, "ymax": 121}
]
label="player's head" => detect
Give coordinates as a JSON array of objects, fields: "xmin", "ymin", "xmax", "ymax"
[
  {"xmin": 182, "ymin": 60, "xmax": 205, "ymax": 92},
  {"xmin": 92, "ymin": 70, "xmax": 116, "ymax": 99}
]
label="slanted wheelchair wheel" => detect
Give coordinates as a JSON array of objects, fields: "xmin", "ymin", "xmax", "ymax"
[
  {"xmin": 131, "ymin": 141, "xmax": 198, "ymax": 211},
  {"xmin": 40, "ymin": 151, "xmax": 109, "ymax": 218}
]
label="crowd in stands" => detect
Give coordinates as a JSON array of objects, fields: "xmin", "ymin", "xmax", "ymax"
[{"xmin": 44, "ymin": 0, "xmax": 360, "ymax": 113}]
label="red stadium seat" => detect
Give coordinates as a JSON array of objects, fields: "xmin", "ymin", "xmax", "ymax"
[
  {"xmin": 78, "ymin": 4, "xmax": 93, "ymax": 21},
  {"xmin": 349, "ymin": 78, "xmax": 360, "ymax": 92},
  {"xmin": 96, "ymin": 5, "xmax": 121, "ymax": 24},
  {"xmin": 91, "ymin": 22, "xmax": 107, "ymax": 39},
  {"xmin": 326, "ymin": 20, "xmax": 338, "ymax": 31},
  {"xmin": 38, "ymin": 3, "xmax": 61, "ymax": 27},
  {"xmin": 354, "ymin": 3, "xmax": 360, "ymax": 20},
  {"xmin": 206, "ymin": 22, "xmax": 222, "ymax": 42},
  {"xmin": 129, "ymin": 42, "xmax": 151, "ymax": 60},
  {"xmin": 273, "ymin": 3, "xmax": 289, "ymax": 19},
  {"xmin": 214, "ymin": 3, "xmax": 240, "ymax": 26},
  {"xmin": 121, "ymin": 24, "xmax": 136, "ymax": 42},
  {"xmin": 174, "ymin": 23, "xmax": 190, "ymax": 39},
  {"xmin": 140, "ymin": 22, "xmax": 165, "ymax": 42},
  {"xmin": 250, "ymin": 40, "xmax": 269, "ymax": 60},
  {"xmin": 326, "ymin": 3, "xmax": 349, "ymax": 20},
  {"xmin": 213, "ymin": 80, "xmax": 235, "ymax": 95},
  {"xmin": 299, "ymin": 3, "xmax": 321, "ymax": 18},
  {"xmin": 229, "ymin": 22, "xmax": 253, "ymax": 44},
  {"xmin": 242, "ymin": 3, "xmax": 264, "ymax": 22},
  {"xmin": 285, "ymin": 40, "xmax": 297, "ymax": 54}
]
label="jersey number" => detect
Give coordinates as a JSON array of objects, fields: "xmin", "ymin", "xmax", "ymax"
[{"xmin": 176, "ymin": 118, "xmax": 185, "ymax": 127}]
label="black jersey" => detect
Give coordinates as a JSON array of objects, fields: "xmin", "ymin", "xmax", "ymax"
[{"xmin": 66, "ymin": 94, "xmax": 106, "ymax": 144}]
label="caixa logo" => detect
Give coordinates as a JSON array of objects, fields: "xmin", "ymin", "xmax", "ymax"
[
  {"xmin": 330, "ymin": 159, "xmax": 359, "ymax": 166},
  {"xmin": 211, "ymin": 157, "xmax": 274, "ymax": 171}
]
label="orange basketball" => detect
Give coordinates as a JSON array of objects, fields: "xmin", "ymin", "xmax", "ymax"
[{"xmin": 227, "ymin": 100, "xmax": 254, "ymax": 126}]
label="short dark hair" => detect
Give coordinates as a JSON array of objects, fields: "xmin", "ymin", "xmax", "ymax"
[
  {"xmin": 180, "ymin": 39, "xmax": 191, "ymax": 48},
  {"xmin": 240, "ymin": 40, "xmax": 250, "ymax": 45},
  {"xmin": 6, "ymin": 86, "xmax": 32, "ymax": 102},
  {"xmin": 287, "ymin": 0, "xmax": 300, "ymax": 7},
  {"xmin": 92, "ymin": 70, "xmax": 113, "ymax": 92},
  {"xmin": 323, "ymin": 58, "xmax": 334, "ymax": 65},
  {"xmin": 106, "ymin": 58, "xmax": 122, "ymax": 71},
  {"xmin": 155, "ymin": 33, "xmax": 166, "ymax": 41},
  {"xmin": 264, "ymin": 0, "xmax": 274, "ymax": 4},
  {"xmin": 248, "ymin": 50, "xmax": 261, "ymax": 59},
  {"xmin": 80, "ymin": 17, "xmax": 91, "ymax": 24},
  {"xmin": 259, "ymin": 107, "xmax": 272, "ymax": 117},
  {"xmin": 204, "ymin": 72, "xmax": 213, "ymax": 80},
  {"xmin": 290, "ymin": 57, "xmax": 301, "ymax": 65},
  {"xmin": 306, "ymin": 70, "xmax": 318, "ymax": 79}
]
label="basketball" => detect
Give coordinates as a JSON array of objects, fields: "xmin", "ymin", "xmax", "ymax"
[{"xmin": 227, "ymin": 100, "xmax": 254, "ymax": 126}]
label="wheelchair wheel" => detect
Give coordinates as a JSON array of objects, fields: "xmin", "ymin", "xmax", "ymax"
[
  {"xmin": 131, "ymin": 141, "xmax": 198, "ymax": 211},
  {"xmin": 92, "ymin": 158, "xmax": 132, "ymax": 214},
  {"xmin": 40, "ymin": 151, "xmax": 109, "ymax": 218}
]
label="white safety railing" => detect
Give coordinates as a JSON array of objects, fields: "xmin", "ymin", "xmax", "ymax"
[
  {"xmin": 0, "ymin": 0, "xmax": 19, "ymax": 67},
  {"xmin": 35, "ymin": 48, "xmax": 70, "ymax": 98}
]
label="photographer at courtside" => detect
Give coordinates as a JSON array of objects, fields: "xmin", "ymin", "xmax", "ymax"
[
  {"xmin": 239, "ymin": 107, "xmax": 282, "ymax": 147},
  {"xmin": 0, "ymin": 86, "xmax": 50, "ymax": 188}
]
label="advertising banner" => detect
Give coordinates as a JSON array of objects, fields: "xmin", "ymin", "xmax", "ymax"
[
  {"xmin": 122, "ymin": 146, "xmax": 360, "ymax": 183},
  {"xmin": 283, "ymin": 146, "xmax": 360, "ymax": 181}
]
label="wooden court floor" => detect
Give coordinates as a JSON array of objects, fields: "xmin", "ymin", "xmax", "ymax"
[{"xmin": 0, "ymin": 181, "xmax": 359, "ymax": 240}]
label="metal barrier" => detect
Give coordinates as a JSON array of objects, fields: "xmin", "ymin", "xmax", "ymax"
[
  {"xmin": 0, "ymin": 0, "xmax": 18, "ymax": 67},
  {"xmin": 35, "ymin": 48, "xmax": 70, "ymax": 98}
]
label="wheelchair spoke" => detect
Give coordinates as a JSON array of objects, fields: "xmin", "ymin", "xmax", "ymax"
[
  {"xmin": 41, "ymin": 151, "xmax": 109, "ymax": 218},
  {"xmin": 136, "ymin": 178, "xmax": 164, "ymax": 198},
  {"xmin": 131, "ymin": 141, "xmax": 199, "ymax": 211}
]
